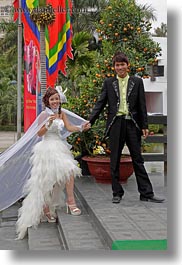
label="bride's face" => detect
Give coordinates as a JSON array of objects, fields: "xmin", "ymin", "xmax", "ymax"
[{"xmin": 49, "ymin": 93, "xmax": 60, "ymax": 109}]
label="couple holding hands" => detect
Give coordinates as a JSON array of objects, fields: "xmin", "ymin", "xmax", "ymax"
[{"xmin": 0, "ymin": 52, "xmax": 164, "ymax": 240}]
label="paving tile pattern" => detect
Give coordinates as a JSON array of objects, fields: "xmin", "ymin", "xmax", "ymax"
[
  {"xmin": 75, "ymin": 174, "xmax": 167, "ymax": 248},
  {"xmin": 0, "ymin": 172, "xmax": 167, "ymax": 250}
]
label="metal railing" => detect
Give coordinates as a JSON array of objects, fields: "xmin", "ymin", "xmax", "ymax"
[{"xmin": 142, "ymin": 115, "xmax": 167, "ymax": 185}]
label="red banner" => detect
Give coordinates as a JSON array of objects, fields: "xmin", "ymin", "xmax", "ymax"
[
  {"xmin": 24, "ymin": 40, "xmax": 41, "ymax": 131},
  {"xmin": 13, "ymin": 0, "xmax": 18, "ymax": 21}
]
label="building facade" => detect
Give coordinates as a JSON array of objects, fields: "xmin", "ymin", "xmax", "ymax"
[
  {"xmin": 144, "ymin": 37, "xmax": 167, "ymax": 115},
  {"xmin": 0, "ymin": 0, "xmax": 13, "ymax": 21},
  {"xmin": 0, "ymin": 0, "xmax": 13, "ymax": 38}
]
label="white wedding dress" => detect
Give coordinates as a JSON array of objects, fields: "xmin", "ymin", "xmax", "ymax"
[{"xmin": 16, "ymin": 118, "xmax": 81, "ymax": 239}]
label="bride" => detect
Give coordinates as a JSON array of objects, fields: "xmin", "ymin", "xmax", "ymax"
[{"xmin": 0, "ymin": 87, "xmax": 90, "ymax": 239}]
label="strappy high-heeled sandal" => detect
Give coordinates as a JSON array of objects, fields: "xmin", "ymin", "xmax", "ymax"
[
  {"xmin": 66, "ymin": 203, "xmax": 81, "ymax": 216},
  {"xmin": 44, "ymin": 212, "xmax": 57, "ymax": 223}
]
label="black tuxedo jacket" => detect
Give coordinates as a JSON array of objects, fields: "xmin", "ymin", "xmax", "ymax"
[{"xmin": 89, "ymin": 76, "xmax": 148, "ymax": 136}]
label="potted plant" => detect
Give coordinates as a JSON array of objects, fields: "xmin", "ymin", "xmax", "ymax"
[
  {"xmin": 82, "ymin": 154, "xmax": 133, "ymax": 184},
  {"xmin": 68, "ymin": 117, "xmax": 134, "ymax": 184}
]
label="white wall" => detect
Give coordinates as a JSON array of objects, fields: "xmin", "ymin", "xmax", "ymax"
[{"xmin": 143, "ymin": 37, "xmax": 167, "ymax": 115}]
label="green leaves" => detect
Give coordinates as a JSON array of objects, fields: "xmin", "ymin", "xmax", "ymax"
[
  {"xmin": 94, "ymin": 0, "xmax": 162, "ymax": 77},
  {"xmin": 63, "ymin": 31, "xmax": 96, "ymax": 94},
  {"xmin": 0, "ymin": 19, "xmax": 22, "ymax": 128},
  {"xmin": 57, "ymin": 0, "xmax": 164, "ymax": 156}
]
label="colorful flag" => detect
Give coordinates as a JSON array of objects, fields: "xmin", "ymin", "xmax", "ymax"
[
  {"xmin": 24, "ymin": 41, "xmax": 41, "ymax": 131},
  {"xmin": 21, "ymin": 0, "xmax": 40, "ymax": 51},
  {"xmin": 14, "ymin": 1, "xmax": 40, "ymax": 50},
  {"xmin": 13, "ymin": 1, "xmax": 40, "ymax": 131},
  {"xmin": 13, "ymin": 0, "xmax": 73, "ymax": 87},
  {"xmin": 13, "ymin": 0, "xmax": 73, "ymax": 129},
  {"xmin": 13, "ymin": 0, "xmax": 19, "ymax": 21},
  {"xmin": 46, "ymin": 0, "xmax": 73, "ymax": 87}
]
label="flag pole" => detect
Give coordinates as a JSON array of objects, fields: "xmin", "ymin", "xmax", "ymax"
[
  {"xmin": 17, "ymin": 0, "xmax": 22, "ymax": 140},
  {"xmin": 39, "ymin": 1, "xmax": 47, "ymax": 111},
  {"xmin": 40, "ymin": 23, "xmax": 46, "ymax": 110}
]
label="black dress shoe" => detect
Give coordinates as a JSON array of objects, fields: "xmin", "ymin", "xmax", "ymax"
[
  {"xmin": 140, "ymin": 195, "xmax": 165, "ymax": 203},
  {"xmin": 112, "ymin": 196, "xmax": 122, "ymax": 203}
]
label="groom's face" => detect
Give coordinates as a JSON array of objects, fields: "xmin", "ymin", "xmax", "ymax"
[{"xmin": 114, "ymin": 61, "xmax": 128, "ymax": 78}]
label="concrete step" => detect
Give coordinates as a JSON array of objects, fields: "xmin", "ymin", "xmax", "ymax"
[
  {"xmin": 28, "ymin": 222, "xmax": 63, "ymax": 250},
  {"xmin": 1, "ymin": 198, "xmax": 109, "ymax": 250},
  {"xmin": 0, "ymin": 202, "xmax": 64, "ymax": 250},
  {"xmin": 56, "ymin": 198, "xmax": 109, "ymax": 250},
  {"xmin": 0, "ymin": 174, "xmax": 167, "ymax": 250},
  {"xmin": 0, "ymin": 202, "xmax": 28, "ymax": 250},
  {"xmin": 74, "ymin": 176, "xmax": 167, "ymax": 249}
]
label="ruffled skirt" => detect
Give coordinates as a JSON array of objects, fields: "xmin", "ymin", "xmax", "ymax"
[{"xmin": 16, "ymin": 137, "xmax": 81, "ymax": 239}]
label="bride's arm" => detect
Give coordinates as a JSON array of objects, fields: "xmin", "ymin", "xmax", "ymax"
[
  {"xmin": 62, "ymin": 112, "xmax": 90, "ymax": 132},
  {"xmin": 37, "ymin": 113, "xmax": 57, "ymax": 137}
]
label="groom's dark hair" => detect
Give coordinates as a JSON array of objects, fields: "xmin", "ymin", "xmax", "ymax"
[{"xmin": 112, "ymin": 51, "xmax": 129, "ymax": 66}]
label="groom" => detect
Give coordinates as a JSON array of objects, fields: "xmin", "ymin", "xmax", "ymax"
[{"xmin": 88, "ymin": 51, "xmax": 165, "ymax": 203}]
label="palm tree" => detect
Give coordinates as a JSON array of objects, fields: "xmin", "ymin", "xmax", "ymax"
[
  {"xmin": 138, "ymin": 3, "xmax": 157, "ymax": 22},
  {"xmin": 0, "ymin": 19, "xmax": 18, "ymax": 61},
  {"xmin": 153, "ymin": 23, "xmax": 167, "ymax": 37},
  {"xmin": 64, "ymin": 31, "xmax": 96, "ymax": 97},
  {"xmin": 72, "ymin": 0, "xmax": 107, "ymax": 33},
  {"xmin": 0, "ymin": 19, "xmax": 19, "ymax": 127}
]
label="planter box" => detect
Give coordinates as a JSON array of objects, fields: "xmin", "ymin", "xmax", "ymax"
[{"xmin": 82, "ymin": 155, "xmax": 134, "ymax": 184}]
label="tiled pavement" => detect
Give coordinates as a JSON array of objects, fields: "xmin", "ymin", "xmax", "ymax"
[
  {"xmin": 0, "ymin": 131, "xmax": 167, "ymax": 250},
  {"xmin": 74, "ymin": 173, "xmax": 167, "ymax": 248},
  {"xmin": 0, "ymin": 172, "xmax": 167, "ymax": 250}
]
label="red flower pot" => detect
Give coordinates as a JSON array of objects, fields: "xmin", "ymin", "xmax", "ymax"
[{"xmin": 82, "ymin": 155, "xmax": 134, "ymax": 184}]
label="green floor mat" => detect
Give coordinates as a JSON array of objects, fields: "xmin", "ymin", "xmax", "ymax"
[{"xmin": 112, "ymin": 239, "xmax": 167, "ymax": 250}]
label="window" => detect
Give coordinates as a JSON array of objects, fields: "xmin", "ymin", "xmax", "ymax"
[
  {"xmin": 146, "ymin": 63, "xmax": 165, "ymax": 80},
  {"xmin": 0, "ymin": 6, "xmax": 11, "ymax": 17},
  {"xmin": 153, "ymin": 65, "xmax": 164, "ymax": 77}
]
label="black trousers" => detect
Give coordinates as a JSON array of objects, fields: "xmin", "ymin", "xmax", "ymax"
[{"xmin": 109, "ymin": 116, "xmax": 154, "ymax": 198}]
